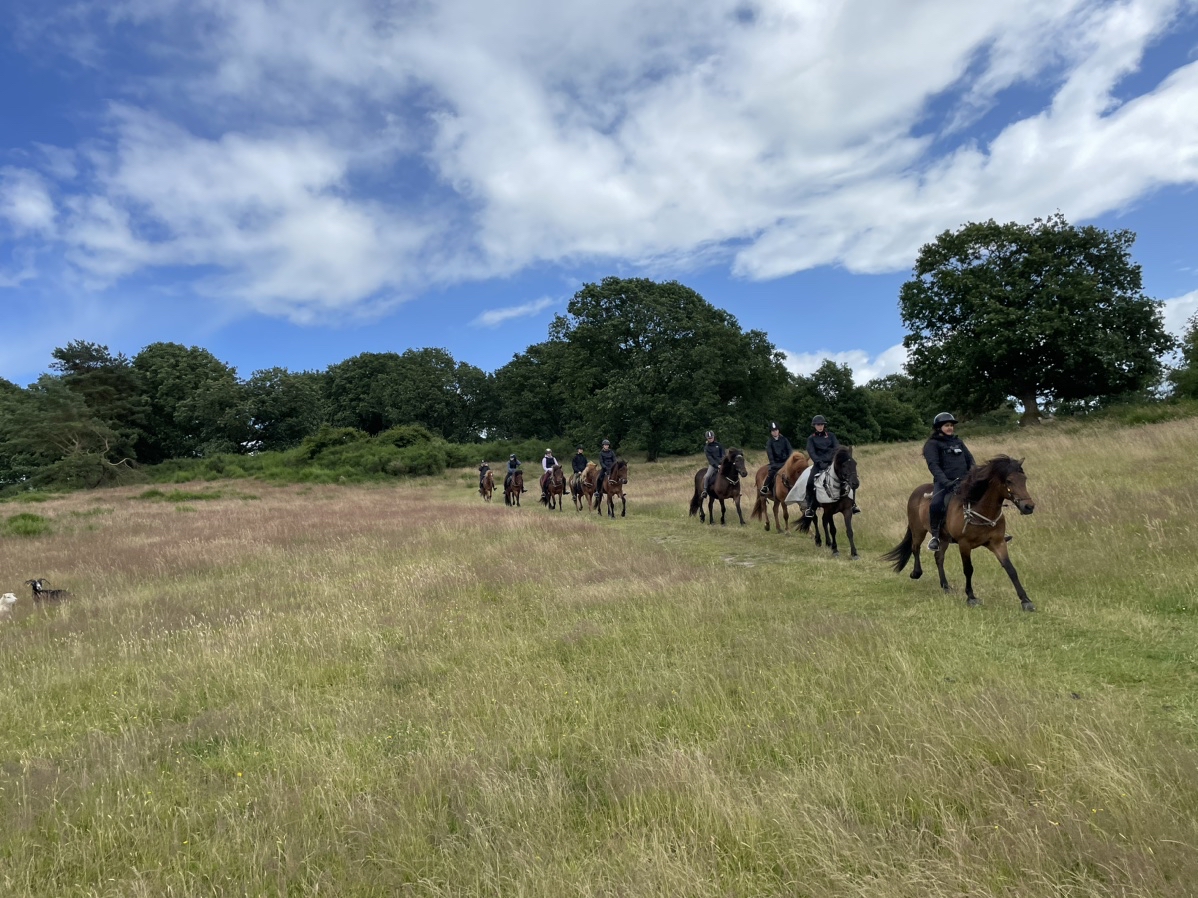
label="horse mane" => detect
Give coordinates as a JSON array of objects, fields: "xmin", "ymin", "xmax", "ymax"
[
  {"xmin": 584, "ymin": 461, "xmax": 597, "ymax": 474},
  {"xmin": 960, "ymin": 455, "xmax": 1023, "ymax": 504},
  {"xmin": 722, "ymin": 448, "xmax": 742, "ymax": 467}
]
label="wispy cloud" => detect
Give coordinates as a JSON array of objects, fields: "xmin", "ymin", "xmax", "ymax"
[
  {"xmin": 471, "ymin": 296, "xmax": 557, "ymax": 328},
  {"xmin": 1163, "ymin": 289, "xmax": 1198, "ymax": 336},
  {"xmin": 781, "ymin": 344, "xmax": 909, "ymax": 384}
]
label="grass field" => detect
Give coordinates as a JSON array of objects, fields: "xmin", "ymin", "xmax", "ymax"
[{"xmin": 2, "ymin": 418, "xmax": 1197, "ymax": 897}]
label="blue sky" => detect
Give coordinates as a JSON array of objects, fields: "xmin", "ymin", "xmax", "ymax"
[{"xmin": 2, "ymin": 0, "xmax": 1197, "ymax": 387}]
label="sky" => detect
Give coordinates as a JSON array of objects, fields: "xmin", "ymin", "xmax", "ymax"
[{"xmin": 1, "ymin": 0, "xmax": 1197, "ymax": 388}]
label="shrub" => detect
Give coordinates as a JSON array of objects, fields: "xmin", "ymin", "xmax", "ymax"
[{"xmin": 2, "ymin": 512, "xmax": 51, "ymax": 537}]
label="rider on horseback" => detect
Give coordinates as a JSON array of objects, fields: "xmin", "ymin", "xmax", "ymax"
[
  {"xmin": 701, "ymin": 430, "xmax": 723, "ymax": 498},
  {"xmin": 924, "ymin": 412, "xmax": 975, "ymax": 551},
  {"xmin": 804, "ymin": 416, "xmax": 861, "ymax": 517},
  {"xmin": 478, "ymin": 460, "xmax": 490, "ymax": 495},
  {"xmin": 504, "ymin": 454, "xmax": 525, "ymax": 494},
  {"xmin": 761, "ymin": 422, "xmax": 793, "ymax": 497},
  {"xmin": 540, "ymin": 448, "xmax": 558, "ymax": 500},
  {"xmin": 595, "ymin": 439, "xmax": 616, "ymax": 494},
  {"xmin": 572, "ymin": 446, "xmax": 588, "ymax": 493}
]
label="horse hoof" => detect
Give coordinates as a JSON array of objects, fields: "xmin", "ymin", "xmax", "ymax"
[
  {"xmin": 832, "ymin": 551, "xmax": 839, "ymax": 557},
  {"xmin": 966, "ymin": 596, "xmax": 980, "ymax": 607},
  {"xmin": 851, "ymin": 554, "xmax": 860, "ymax": 561},
  {"xmin": 1022, "ymin": 601, "xmax": 1037, "ymax": 612},
  {"xmin": 910, "ymin": 571, "xmax": 922, "ymax": 580}
]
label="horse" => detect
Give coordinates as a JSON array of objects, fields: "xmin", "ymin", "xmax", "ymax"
[
  {"xmin": 503, "ymin": 469, "xmax": 524, "ymax": 507},
  {"xmin": 480, "ymin": 470, "xmax": 494, "ymax": 502},
  {"xmin": 689, "ymin": 448, "xmax": 748, "ymax": 526},
  {"xmin": 796, "ymin": 446, "xmax": 860, "ymax": 558},
  {"xmin": 750, "ymin": 451, "xmax": 810, "ymax": 533},
  {"xmin": 596, "ymin": 459, "xmax": 628, "ymax": 518},
  {"xmin": 572, "ymin": 462, "xmax": 598, "ymax": 512},
  {"xmin": 882, "ymin": 456, "xmax": 1036, "ymax": 610},
  {"xmin": 540, "ymin": 463, "xmax": 567, "ymax": 510}
]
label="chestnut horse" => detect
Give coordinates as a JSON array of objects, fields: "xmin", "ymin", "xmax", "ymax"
[
  {"xmin": 796, "ymin": 446, "xmax": 860, "ymax": 558},
  {"xmin": 750, "ymin": 451, "xmax": 810, "ymax": 533},
  {"xmin": 480, "ymin": 470, "xmax": 494, "ymax": 502},
  {"xmin": 596, "ymin": 459, "xmax": 628, "ymax": 518},
  {"xmin": 503, "ymin": 469, "xmax": 524, "ymax": 507},
  {"xmin": 689, "ymin": 448, "xmax": 749, "ymax": 526},
  {"xmin": 882, "ymin": 456, "xmax": 1037, "ymax": 610},
  {"xmin": 540, "ymin": 463, "xmax": 567, "ymax": 510},
  {"xmin": 573, "ymin": 462, "xmax": 598, "ymax": 512}
]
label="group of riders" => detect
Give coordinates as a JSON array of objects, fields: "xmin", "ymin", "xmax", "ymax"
[
  {"xmin": 476, "ymin": 410, "xmax": 976, "ymax": 548},
  {"xmin": 477, "ymin": 439, "xmax": 619, "ymax": 502}
]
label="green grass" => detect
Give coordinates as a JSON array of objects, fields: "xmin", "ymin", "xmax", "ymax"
[
  {"xmin": 1, "ymin": 512, "xmax": 52, "ymax": 537},
  {"xmin": 1, "ymin": 418, "xmax": 1197, "ymax": 896}
]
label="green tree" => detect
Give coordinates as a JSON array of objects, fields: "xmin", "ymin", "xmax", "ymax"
[
  {"xmin": 548, "ymin": 278, "xmax": 787, "ymax": 459},
  {"xmin": 245, "ymin": 367, "xmax": 328, "ymax": 452},
  {"xmin": 50, "ymin": 340, "xmax": 148, "ymax": 459},
  {"xmin": 899, "ymin": 214, "xmax": 1175, "ymax": 424},
  {"xmin": 864, "ymin": 374, "xmax": 929, "ymax": 441},
  {"xmin": 1168, "ymin": 312, "xmax": 1198, "ymax": 400},
  {"xmin": 133, "ymin": 343, "xmax": 248, "ymax": 461}
]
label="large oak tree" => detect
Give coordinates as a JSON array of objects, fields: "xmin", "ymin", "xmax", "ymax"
[{"xmin": 899, "ymin": 214, "xmax": 1174, "ymax": 423}]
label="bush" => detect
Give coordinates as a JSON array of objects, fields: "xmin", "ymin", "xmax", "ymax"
[
  {"xmin": 2, "ymin": 512, "xmax": 51, "ymax": 537},
  {"xmin": 301, "ymin": 426, "xmax": 369, "ymax": 460},
  {"xmin": 376, "ymin": 424, "xmax": 437, "ymax": 449}
]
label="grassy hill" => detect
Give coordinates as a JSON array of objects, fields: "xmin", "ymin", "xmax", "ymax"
[{"xmin": 1, "ymin": 419, "xmax": 1196, "ymax": 896}]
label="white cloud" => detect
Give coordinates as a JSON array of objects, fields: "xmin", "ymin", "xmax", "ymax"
[
  {"xmin": 471, "ymin": 297, "xmax": 557, "ymax": 328},
  {"xmin": 1163, "ymin": 289, "xmax": 1198, "ymax": 335},
  {"xmin": 0, "ymin": 167, "xmax": 56, "ymax": 236},
  {"xmin": 781, "ymin": 344, "xmax": 909, "ymax": 383},
  {"xmin": 6, "ymin": 0, "xmax": 1198, "ymax": 315}
]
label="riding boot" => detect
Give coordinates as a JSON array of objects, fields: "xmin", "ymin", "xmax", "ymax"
[
  {"xmin": 927, "ymin": 527, "xmax": 941, "ymax": 552},
  {"xmin": 803, "ymin": 484, "xmax": 817, "ymax": 518},
  {"xmin": 760, "ymin": 485, "xmax": 770, "ymax": 496}
]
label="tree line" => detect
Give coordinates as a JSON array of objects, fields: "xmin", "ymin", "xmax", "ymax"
[{"xmin": 1, "ymin": 215, "xmax": 1188, "ymax": 492}]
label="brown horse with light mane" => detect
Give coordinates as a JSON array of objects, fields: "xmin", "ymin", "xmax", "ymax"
[
  {"xmin": 883, "ymin": 455, "xmax": 1037, "ymax": 610},
  {"xmin": 480, "ymin": 470, "xmax": 494, "ymax": 502},
  {"xmin": 573, "ymin": 462, "xmax": 598, "ymax": 511},
  {"xmin": 689, "ymin": 448, "xmax": 748, "ymax": 526},
  {"xmin": 750, "ymin": 451, "xmax": 809, "ymax": 533},
  {"xmin": 540, "ymin": 463, "xmax": 567, "ymax": 511}
]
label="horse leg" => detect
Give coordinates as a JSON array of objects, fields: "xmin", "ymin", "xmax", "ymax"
[
  {"xmin": 844, "ymin": 508, "xmax": 859, "ymax": 560},
  {"xmin": 992, "ymin": 542, "xmax": 1035, "ymax": 611},
  {"xmin": 962, "ymin": 546, "xmax": 978, "ymax": 606},
  {"xmin": 734, "ymin": 496, "xmax": 745, "ymax": 526},
  {"xmin": 935, "ymin": 543, "xmax": 951, "ymax": 592},
  {"xmin": 718, "ymin": 498, "xmax": 727, "ymax": 525},
  {"xmin": 826, "ymin": 511, "xmax": 838, "ymax": 556},
  {"xmin": 620, "ymin": 493, "xmax": 626, "ymax": 517},
  {"xmin": 608, "ymin": 493, "xmax": 615, "ymax": 518}
]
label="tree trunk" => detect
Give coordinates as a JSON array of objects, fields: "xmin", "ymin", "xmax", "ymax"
[{"xmin": 1020, "ymin": 392, "xmax": 1041, "ymax": 426}]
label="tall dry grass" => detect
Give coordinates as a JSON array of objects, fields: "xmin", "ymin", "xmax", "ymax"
[{"xmin": 1, "ymin": 419, "xmax": 1196, "ymax": 896}]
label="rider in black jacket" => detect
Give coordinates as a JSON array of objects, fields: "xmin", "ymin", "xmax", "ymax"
[
  {"xmin": 478, "ymin": 460, "xmax": 490, "ymax": 494},
  {"xmin": 803, "ymin": 416, "xmax": 838, "ymax": 517},
  {"xmin": 701, "ymin": 430, "xmax": 724, "ymax": 497},
  {"xmin": 923, "ymin": 412, "xmax": 975, "ymax": 551},
  {"xmin": 596, "ymin": 440, "xmax": 617, "ymax": 493},
  {"xmin": 572, "ymin": 446, "xmax": 588, "ymax": 475},
  {"xmin": 761, "ymin": 422, "xmax": 793, "ymax": 497}
]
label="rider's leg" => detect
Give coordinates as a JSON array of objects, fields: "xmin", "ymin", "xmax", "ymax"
[
  {"xmin": 928, "ymin": 489, "xmax": 947, "ymax": 551},
  {"xmin": 703, "ymin": 464, "xmax": 717, "ymax": 498},
  {"xmin": 804, "ymin": 474, "xmax": 818, "ymax": 517}
]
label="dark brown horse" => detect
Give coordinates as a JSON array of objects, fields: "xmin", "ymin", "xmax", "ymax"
[
  {"xmin": 797, "ymin": 446, "xmax": 860, "ymax": 558},
  {"xmin": 540, "ymin": 463, "xmax": 567, "ymax": 510},
  {"xmin": 503, "ymin": 469, "xmax": 524, "ymax": 507},
  {"xmin": 750, "ymin": 451, "xmax": 810, "ymax": 533},
  {"xmin": 596, "ymin": 459, "xmax": 628, "ymax": 518},
  {"xmin": 573, "ymin": 462, "xmax": 598, "ymax": 512},
  {"xmin": 883, "ymin": 456, "xmax": 1037, "ymax": 610},
  {"xmin": 480, "ymin": 470, "xmax": 494, "ymax": 502},
  {"xmin": 689, "ymin": 448, "xmax": 748, "ymax": 526}
]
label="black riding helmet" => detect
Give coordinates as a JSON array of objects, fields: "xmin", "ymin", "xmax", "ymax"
[
  {"xmin": 509, "ymin": 454, "xmax": 517, "ymax": 461},
  {"xmin": 602, "ymin": 439, "xmax": 611, "ymax": 446},
  {"xmin": 933, "ymin": 411, "xmax": 958, "ymax": 430},
  {"xmin": 811, "ymin": 415, "xmax": 827, "ymax": 426}
]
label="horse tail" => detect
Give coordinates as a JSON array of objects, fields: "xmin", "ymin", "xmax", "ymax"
[
  {"xmin": 882, "ymin": 527, "xmax": 914, "ymax": 572},
  {"xmin": 688, "ymin": 474, "xmax": 703, "ymax": 517},
  {"xmin": 750, "ymin": 493, "xmax": 766, "ymax": 521},
  {"xmin": 539, "ymin": 494, "xmax": 550, "ymax": 506},
  {"xmin": 796, "ymin": 513, "xmax": 813, "ymax": 534}
]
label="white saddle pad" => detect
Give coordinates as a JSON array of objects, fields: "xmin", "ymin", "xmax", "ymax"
[{"xmin": 784, "ymin": 467, "xmax": 854, "ymax": 505}]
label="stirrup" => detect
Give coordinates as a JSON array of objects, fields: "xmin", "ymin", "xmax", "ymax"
[
  {"xmin": 759, "ymin": 486, "xmax": 770, "ymax": 496},
  {"xmin": 928, "ymin": 532, "xmax": 940, "ymax": 551},
  {"xmin": 803, "ymin": 506, "xmax": 816, "ymax": 518}
]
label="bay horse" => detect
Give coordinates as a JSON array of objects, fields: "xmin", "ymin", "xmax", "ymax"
[
  {"xmin": 596, "ymin": 459, "xmax": 628, "ymax": 518},
  {"xmin": 540, "ymin": 463, "xmax": 567, "ymax": 510},
  {"xmin": 503, "ymin": 469, "xmax": 524, "ymax": 507},
  {"xmin": 796, "ymin": 446, "xmax": 860, "ymax": 558},
  {"xmin": 882, "ymin": 456, "xmax": 1036, "ymax": 610},
  {"xmin": 480, "ymin": 470, "xmax": 494, "ymax": 502},
  {"xmin": 750, "ymin": 451, "xmax": 810, "ymax": 533},
  {"xmin": 689, "ymin": 448, "xmax": 748, "ymax": 526},
  {"xmin": 573, "ymin": 462, "xmax": 598, "ymax": 512}
]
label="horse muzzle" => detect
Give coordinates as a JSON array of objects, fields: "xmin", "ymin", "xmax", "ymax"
[{"xmin": 1017, "ymin": 500, "xmax": 1035, "ymax": 515}]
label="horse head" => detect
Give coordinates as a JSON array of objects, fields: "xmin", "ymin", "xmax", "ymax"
[
  {"xmin": 723, "ymin": 448, "xmax": 748, "ymax": 479},
  {"xmin": 614, "ymin": 459, "xmax": 628, "ymax": 484},
  {"xmin": 963, "ymin": 456, "xmax": 1034, "ymax": 515},
  {"xmin": 835, "ymin": 446, "xmax": 860, "ymax": 491},
  {"xmin": 1005, "ymin": 458, "xmax": 1035, "ymax": 515}
]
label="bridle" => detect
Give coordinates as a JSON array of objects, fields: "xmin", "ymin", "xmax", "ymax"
[{"xmin": 963, "ymin": 476, "xmax": 1030, "ymax": 527}]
